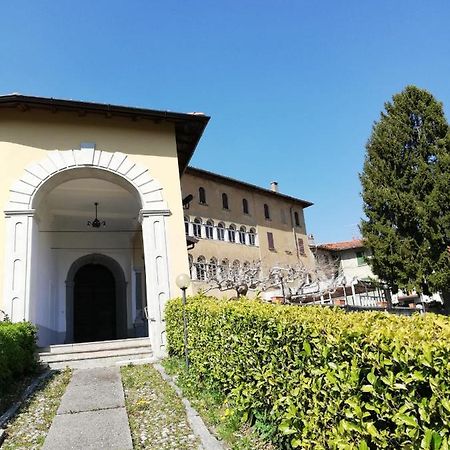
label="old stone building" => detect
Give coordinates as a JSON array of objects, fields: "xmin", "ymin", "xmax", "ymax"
[{"xmin": 181, "ymin": 167, "xmax": 315, "ymax": 294}]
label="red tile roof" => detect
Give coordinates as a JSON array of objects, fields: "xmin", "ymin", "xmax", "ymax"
[{"xmin": 317, "ymin": 239, "xmax": 364, "ymax": 251}]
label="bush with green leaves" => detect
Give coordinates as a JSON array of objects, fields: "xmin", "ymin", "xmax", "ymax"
[
  {"xmin": 166, "ymin": 296, "xmax": 450, "ymax": 449},
  {"xmin": 0, "ymin": 321, "xmax": 37, "ymax": 395}
]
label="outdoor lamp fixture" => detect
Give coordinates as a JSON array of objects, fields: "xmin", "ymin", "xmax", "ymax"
[
  {"xmin": 87, "ymin": 202, "xmax": 106, "ymax": 228},
  {"xmin": 175, "ymin": 273, "xmax": 191, "ymax": 369}
]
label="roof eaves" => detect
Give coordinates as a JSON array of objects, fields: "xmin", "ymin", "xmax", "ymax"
[{"xmin": 185, "ymin": 166, "xmax": 313, "ymax": 208}]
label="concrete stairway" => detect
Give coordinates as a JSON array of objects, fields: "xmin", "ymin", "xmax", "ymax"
[{"xmin": 38, "ymin": 337, "xmax": 155, "ymax": 369}]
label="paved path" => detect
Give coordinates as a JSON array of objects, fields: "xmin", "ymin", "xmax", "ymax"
[{"xmin": 43, "ymin": 367, "xmax": 133, "ymax": 450}]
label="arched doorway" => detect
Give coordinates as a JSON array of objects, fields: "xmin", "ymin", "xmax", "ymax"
[
  {"xmin": 66, "ymin": 253, "xmax": 128, "ymax": 344},
  {"xmin": 73, "ymin": 264, "xmax": 116, "ymax": 343}
]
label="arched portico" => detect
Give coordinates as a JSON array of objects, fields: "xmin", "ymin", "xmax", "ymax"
[{"xmin": 4, "ymin": 148, "xmax": 172, "ymax": 356}]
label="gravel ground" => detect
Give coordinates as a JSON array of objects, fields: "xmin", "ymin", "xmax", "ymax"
[
  {"xmin": 121, "ymin": 364, "xmax": 201, "ymax": 450},
  {"xmin": 2, "ymin": 369, "xmax": 72, "ymax": 449}
]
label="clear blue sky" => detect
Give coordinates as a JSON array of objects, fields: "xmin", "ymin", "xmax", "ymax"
[{"xmin": 1, "ymin": 1, "xmax": 449, "ymax": 243}]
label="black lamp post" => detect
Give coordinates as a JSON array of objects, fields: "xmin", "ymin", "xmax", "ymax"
[{"xmin": 175, "ymin": 273, "xmax": 191, "ymax": 369}]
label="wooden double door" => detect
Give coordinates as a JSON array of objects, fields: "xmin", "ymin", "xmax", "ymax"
[{"xmin": 73, "ymin": 263, "xmax": 117, "ymax": 343}]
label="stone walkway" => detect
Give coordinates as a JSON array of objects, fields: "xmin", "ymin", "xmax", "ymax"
[{"xmin": 43, "ymin": 367, "xmax": 133, "ymax": 449}]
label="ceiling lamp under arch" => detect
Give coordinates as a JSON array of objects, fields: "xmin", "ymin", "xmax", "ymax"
[{"xmin": 87, "ymin": 202, "xmax": 106, "ymax": 228}]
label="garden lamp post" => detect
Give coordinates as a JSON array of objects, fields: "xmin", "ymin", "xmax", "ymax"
[{"xmin": 175, "ymin": 273, "xmax": 191, "ymax": 369}]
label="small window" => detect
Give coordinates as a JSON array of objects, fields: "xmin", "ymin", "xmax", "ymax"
[
  {"xmin": 356, "ymin": 251, "xmax": 366, "ymax": 266},
  {"xmin": 196, "ymin": 256, "xmax": 206, "ymax": 280},
  {"xmin": 205, "ymin": 220, "xmax": 214, "ymax": 239},
  {"xmin": 298, "ymin": 238, "xmax": 306, "ymax": 256},
  {"xmin": 217, "ymin": 222, "xmax": 225, "ymax": 241},
  {"xmin": 242, "ymin": 198, "xmax": 249, "ymax": 214},
  {"xmin": 222, "ymin": 193, "xmax": 229, "ymax": 210},
  {"xmin": 220, "ymin": 258, "xmax": 229, "ymax": 277},
  {"xmin": 193, "ymin": 218, "xmax": 202, "ymax": 238},
  {"xmin": 249, "ymin": 228, "xmax": 256, "ymax": 246},
  {"xmin": 199, "ymin": 187, "xmax": 206, "ymax": 204},
  {"xmin": 228, "ymin": 224, "xmax": 236, "ymax": 243},
  {"xmin": 267, "ymin": 232, "xmax": 275, "ymax": 250},
  {"xmin": 239, "ymin": 226, "xmax": 246, "ymax": 244},
  {"xmin": 294, "ymin": 212, "xmax": 300, "ymax": 227},
  {"xmin": 264, "ymin": 203, "xmax": 270, "ymax": 220},
  {"xmin": 209, "ymin": 257, "xmax": 218, "ymax": 278}
]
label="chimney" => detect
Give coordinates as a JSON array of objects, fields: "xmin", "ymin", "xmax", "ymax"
[{"xmin": 270, "ymin": 181, "xmax": 279, "ymax": 192}]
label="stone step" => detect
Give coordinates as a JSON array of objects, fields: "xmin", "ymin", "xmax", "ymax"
[
  {"xmin": 38, "ymin": 337, "xmax": 151, "ymax": 355},
  {"xmin": 47, "ymin": 355, "xmax": 158, "ymax": 370},
  {"xmin": 39, "ymin": 345, "xmax": 152, "ymax": 364}
]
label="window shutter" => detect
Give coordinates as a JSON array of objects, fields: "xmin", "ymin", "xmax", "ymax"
[
  {"xmin": 298, "ymin": 238, "xmax": 305, "ymax": 256},
  {"xmin": 267, "ymin": 232, "xmax": 275, "ymax": 250}
]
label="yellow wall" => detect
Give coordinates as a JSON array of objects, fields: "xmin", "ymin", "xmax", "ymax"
[
  {"xmin": 0, "ymin": 109, "xmax": 190, "ymax": 307},
  {"xmin": 181, "ymin": 171, "xmax": 315, "ymax": 295}
]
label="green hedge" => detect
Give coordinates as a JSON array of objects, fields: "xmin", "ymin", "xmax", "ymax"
[
  {"xmin": 166, "ymin": 296, "xmax": 450, "ymax": 449},
  {"xmin": 0, "ymin": 321, "xmax": 37, "ymax": 395}
]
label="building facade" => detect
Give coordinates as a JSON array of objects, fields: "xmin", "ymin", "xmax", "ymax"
[
  {"xmin": 181, "ymin": 167, "xmax": 315, "ymax": 295},
  {"xmin": 0, "ymin": 94, "xmax": 208, "ymax": 355}
]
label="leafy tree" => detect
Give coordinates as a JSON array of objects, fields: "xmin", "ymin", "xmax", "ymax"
[{"xmin": 360, "ymin": 86, "xmax": 450, "ymax": 302}]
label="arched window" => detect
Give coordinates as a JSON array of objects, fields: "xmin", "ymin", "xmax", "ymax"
[
  {"xmin": 205, "ymin": 220, "xmax": 214, "ymax": 239},
  {"xmin": 231, "ymin": 259, "xmax": 240, "ymax": 277},
  {"xmin": 222, "ymin": 193, "xmax": 229, "ymax": 210},
  {"xmin": 193, "ymin": 217, "xmax": 202, "ymax": 238},
  {"xmin": 249, "ymin": 228, "xmax": 256, "ymax": 246},
  {"xmin": 217, "ymin": 222, "xmax": 225, "ymax": 241},
  {"xmin": 228, "ymin": 224, "xmax": 236, "ymax": 243},
  {"xmin": 294, "ymin": 211, "xmax": 300, "ymax": 227},
  {"xmin": 199, "ymin": 187, "xmax": 206, "ymax": 204},
  {"xmin": 239, "ymin": 226, "xmax": 246, "ymax": 244},
  {"xmin": 209, "ymin": 257, "xmax": 218, "ymax": 278},
  {"xmin": 220, "ymin": 258, "xmax": 229, "ymax": 278},
  {"xmin": 264, "ymin": 203, "xmax": 270, "ymax": 219},
  {"xmin": 242, "ymin": 198, "xmax": 249, "ymax": 214},
  {"xmin": 184, "ymin": 216, "xmax": 189, "ymax": 235},
  {"xmin": 196, "ymin": 256, "xmax": 206, "ymax": 281}
]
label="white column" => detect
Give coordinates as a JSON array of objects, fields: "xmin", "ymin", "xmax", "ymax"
[
  {"xmin": 212, "ymin": 226, "xmax": 218, "ymax": 240},
  {"xmin": 140, "ymin": 209, "xmax": 171, "ymax": 358},
  {"xmin": 200, "ymin": 223, "xmax": 206, "ymax": 239},
  {"xmin": 3, "ymin": 210, "xmax": 36, "ymax": 322},
  {"xmin": 224, "ymin": 227, "xmax": 229, "ymax": 242},
  {"xmin": 188, "ymin": 221, "xmax": 194, "ymax": 237}
]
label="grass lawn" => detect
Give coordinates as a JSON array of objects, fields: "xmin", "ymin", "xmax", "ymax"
[
  {"xmin": 121, "ymin": 363, "xmax": 200, "ymax": 450},
  {"xmin": 162, "ymin": 357, "xmax": 274, "ymax": 450},
  {"xmin": 2, "ymin": 369, "xmax": 72, "ymax": 449}
]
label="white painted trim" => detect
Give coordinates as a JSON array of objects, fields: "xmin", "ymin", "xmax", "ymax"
[
  {"xmin": 4, "ymin": 150, "xmax": 172, "ymax": 356},
  {"xmin": 5, "ymin": 150, "xmax": 168, "ymax": 212}
]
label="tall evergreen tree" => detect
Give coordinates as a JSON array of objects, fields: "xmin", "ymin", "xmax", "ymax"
[{"xmin": 360, "ymin": 86, "xmax": 450, "ymax": 301}]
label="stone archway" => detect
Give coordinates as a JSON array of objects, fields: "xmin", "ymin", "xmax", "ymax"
[
  {"xmin": 66, "ymin": 253, "xmax": 128, "ymax": 344},
  {"xmin": 4, "ymin": 148, "xmax": 172, "ymax": 356}
]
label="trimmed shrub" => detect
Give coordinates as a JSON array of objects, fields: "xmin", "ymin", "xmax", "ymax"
[
  {"xmin": 0, "ymin": 321, "xmax": 37, "ymax": 395},
  {"xmin": 166, "ymin": 296, "xmax": 450, "ymax": 449}
]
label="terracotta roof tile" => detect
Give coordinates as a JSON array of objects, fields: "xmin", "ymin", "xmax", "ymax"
[{"xmin": 317, "ymin": 239, "xmax": 364, "ymax": 251}]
